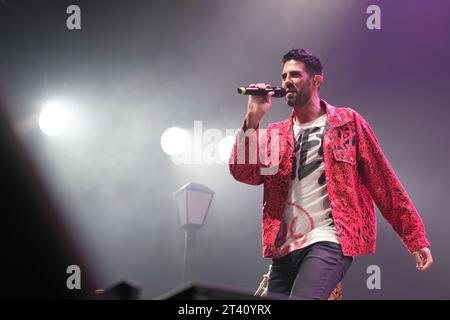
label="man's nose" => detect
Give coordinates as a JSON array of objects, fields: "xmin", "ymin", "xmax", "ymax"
[{"xmin": 283, "ymin": 79, "xmax": 293, "ymax": 88}]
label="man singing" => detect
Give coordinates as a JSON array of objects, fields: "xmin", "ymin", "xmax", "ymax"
[{"xmin": 229, "ymin": 48, "xmax": 432, "ymax": 299}]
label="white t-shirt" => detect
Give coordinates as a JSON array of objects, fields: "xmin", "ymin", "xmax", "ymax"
[{"xmin": 274, "ymin": 114, "xmax": 339, "ymax": 258}]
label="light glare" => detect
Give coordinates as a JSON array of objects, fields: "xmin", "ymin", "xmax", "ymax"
[
  {"xmin": 38, "ymin": 101, "xmax": 69, "ymax": 136},
  {"xmin": 161, "ymin": 127, "xmax": 190, "ymax": 156}
]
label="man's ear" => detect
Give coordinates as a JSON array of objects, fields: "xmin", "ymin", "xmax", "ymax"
[{"xmin": 313, "ymin": 74, "xmax": 323, "ymax": 87}]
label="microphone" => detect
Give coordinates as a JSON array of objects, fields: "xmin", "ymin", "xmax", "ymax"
[{"xmin": 237, "ymin": 86, "xmax": 286, "ymax": 97}]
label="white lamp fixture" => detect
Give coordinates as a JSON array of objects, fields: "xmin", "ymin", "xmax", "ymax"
[
  {"xmin": 173, "ymin": 182, "xmax": 214, "ymax": 283},
  {"xmin": 174, "ymin": 182, "xmax": 214, "ymax": 229}
]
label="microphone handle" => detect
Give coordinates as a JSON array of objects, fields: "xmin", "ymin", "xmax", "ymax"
[{"xmin": 237, "ymin": 87, "xmax": 286, "ymax": 97}]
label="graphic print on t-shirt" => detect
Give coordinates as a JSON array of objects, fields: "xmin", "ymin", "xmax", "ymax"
[
  {"xmin": 291, "ymin": 126, "xmax": 327, "ymax": 184},
  {"xmin": 275, "ymin": 114, "xmax": 339, "ymax": 258}
]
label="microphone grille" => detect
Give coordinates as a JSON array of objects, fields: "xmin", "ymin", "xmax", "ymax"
[{"xmin": 237, "ymin": 87, "xmax": 246, "ymax": 94}]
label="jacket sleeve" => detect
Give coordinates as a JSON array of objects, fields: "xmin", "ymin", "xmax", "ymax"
[
  {"xmin": 355, "ymin": 112, "xmax": 430, "ymax": 253},
  {"xmin": 228, "ymin": 121, "xmax": 269, "ymax": 186}
]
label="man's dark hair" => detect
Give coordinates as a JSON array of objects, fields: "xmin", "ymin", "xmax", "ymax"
[{"xmin": 282, "ymin": 48, "xmax": 323, "ymax": 76}]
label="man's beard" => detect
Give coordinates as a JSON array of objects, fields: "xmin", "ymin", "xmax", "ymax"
[{"xmin": 286, "ymin": 88, "xmax": 311, "ymax": 107}]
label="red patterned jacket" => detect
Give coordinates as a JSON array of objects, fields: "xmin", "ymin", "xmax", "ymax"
[{"xmin": 229, "ymin": 100, "xmax": 430, "ymax": 257}]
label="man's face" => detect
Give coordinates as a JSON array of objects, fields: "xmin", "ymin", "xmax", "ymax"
[{"xmin": 281, "ymin": 60, "xmax": 314, "ymax": 107}]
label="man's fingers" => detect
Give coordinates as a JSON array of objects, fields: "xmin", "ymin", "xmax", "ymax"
[
  {"xmin": 263, "ymin": 91, "xmax": 275, "ymax": 103},
  {"xmin": 413, "ymin": 249, "xmax": 433, "ymax": 271},
  {"xmin": 413, "ymin": 252, "xmax": 423, "ymax": 269},
  {"xmin": 421, "ymin": 259, "xmax": 432, "ymax": 271},
  {"xmin": 255, "ymin": 83, "xmax": 272, "ymax": 89},
  {"xmin": 420, "ymin": 252, "xmax": 433, "ymax": 271}
]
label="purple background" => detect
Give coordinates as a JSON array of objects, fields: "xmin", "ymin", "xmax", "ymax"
[{"xmin": 0, "ymin": 0, "xmax": 449, "ymax": 299}]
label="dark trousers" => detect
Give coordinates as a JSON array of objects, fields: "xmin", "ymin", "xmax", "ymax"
[{"xmin": 267, "ymin": 241, "xmax": 353, "ymax": 300}]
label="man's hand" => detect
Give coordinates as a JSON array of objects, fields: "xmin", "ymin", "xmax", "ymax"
[
  {"xmin": 412, "ymin": 247, "xmax": 433, "ymax": 271},
  {"xmin": 244, "ymin": 83, "xmax": 274, "ymax": 130}
]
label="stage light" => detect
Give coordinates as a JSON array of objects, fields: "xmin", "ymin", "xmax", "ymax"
[
  {"xmin": 39, "ymin": 101, "xmax": 69, "ymax": 136},
  {"xmin": 218, "ymin": 136, "xmax": 235, "ymax": 163},
  {"xmin": 161, "ymin": 127, "xmax": 190, "ymax": 156}
]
